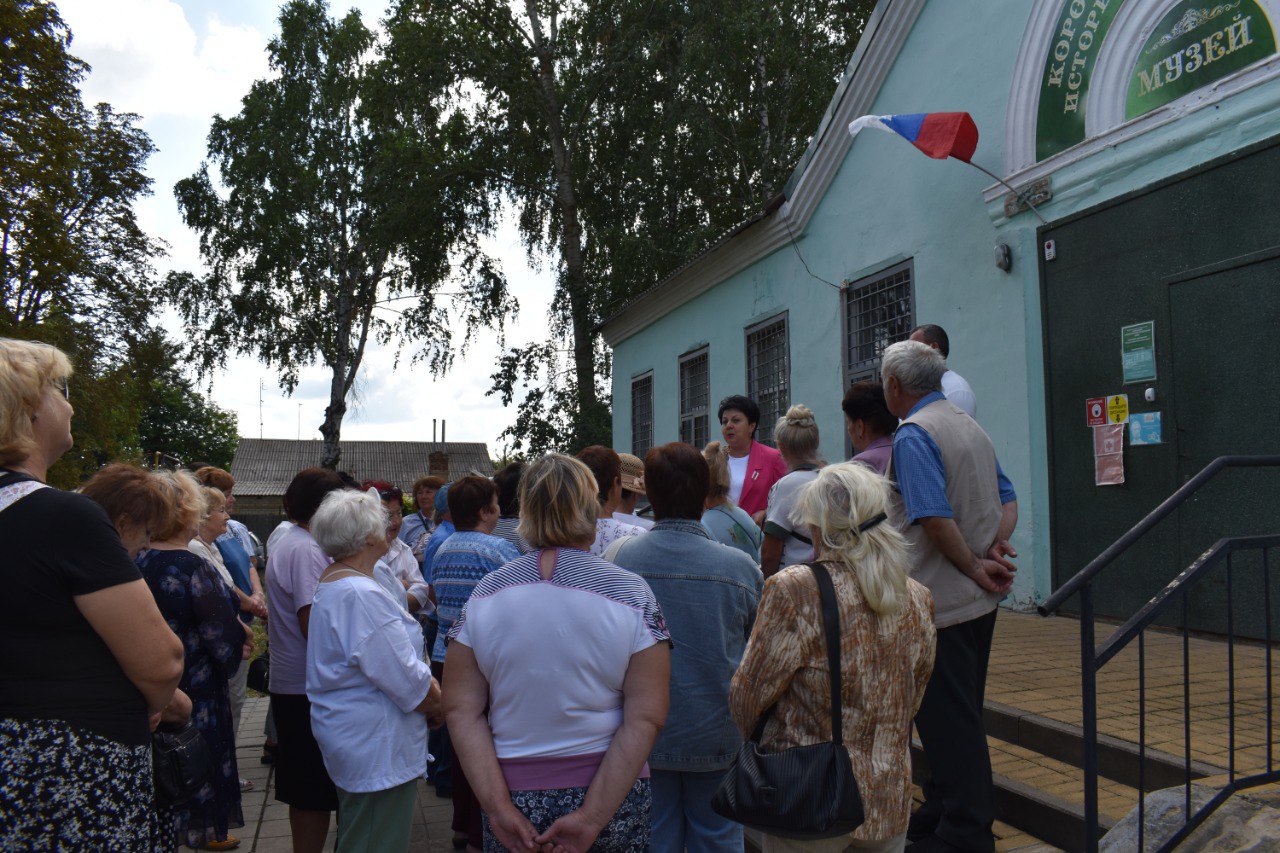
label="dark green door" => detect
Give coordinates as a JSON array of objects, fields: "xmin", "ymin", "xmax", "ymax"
[
  {"xmin": 1041, "ymin": 138, "xmax": 1280, "ymax": 636},
  {"xmin": 1166, "ymin": 253, "xmax": 1280, "ymax": 638}
]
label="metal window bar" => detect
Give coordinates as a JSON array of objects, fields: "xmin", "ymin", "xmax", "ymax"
[
  {"xmin": 679, "ymin": 351, "xmax": 709, "ymax": 449},
  {"xmin": 746, "ymin": 318, "xmax": 788, "ymax": 445},
  {"xmin": 630, "ymin": 374, "xmax": 653, "ymax": 458},
  {"xmin": 1038, "ymin": 456, "xmax": 1280, "ymax": 853},
  {"xmin": 844, "ymin": 265, "xmax": 914, "ymax": 383}
]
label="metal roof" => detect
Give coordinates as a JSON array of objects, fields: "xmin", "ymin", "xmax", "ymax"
[{"xmin": 229, "ymin": 439, "xmax": 493, "ymax": 496}]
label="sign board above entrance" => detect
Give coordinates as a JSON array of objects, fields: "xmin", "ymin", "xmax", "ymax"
[
  {"xmin": 1036, "ymin": 0, "xmax": 1124, "ymax": 161},
  {"xmin": 1127, "ymin": 2, "xmax": 1277, "ymax": 119},
  {"xmin": 1034, "ymin": 0, "xmax": 1279, "ymax": 161}
]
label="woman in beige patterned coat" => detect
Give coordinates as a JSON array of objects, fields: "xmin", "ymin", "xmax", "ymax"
[{"xmin": 729, "ymin": 462, "xmax": 936, "ymax": 853}]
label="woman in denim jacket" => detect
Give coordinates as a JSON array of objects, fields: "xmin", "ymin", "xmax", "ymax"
[{"xmin": 610, "ymin": 442, "xmax": 763, "ymax": 853}]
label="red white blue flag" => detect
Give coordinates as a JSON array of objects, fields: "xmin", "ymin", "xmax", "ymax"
[{"xmin": 847, "ymin": 112, "xmax": 979, "ymax": 162}]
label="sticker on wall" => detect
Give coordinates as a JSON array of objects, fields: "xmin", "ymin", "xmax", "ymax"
[
  {"xmin": 1130, "ymin": 412, "xmax": 1163, "ymax": 446},
  {"xmin": 1107, "ymin": 394, "xmax": 1130, "ymax": 424},
  {"xmin": 1121, "ymin": 321, "xmax": 1157, "ymax": 384},
  {"xmin": 1093, "ymin": 423, "xmax": 1125, "ymax": 457},
  {"xmin": 1086, "ymin": 397, "xmax": 1106, "ymax": 427},
  {"xmin": 1095, "ymin": 452, "xmax": 1126, "ymax": 486},
  {"xmin": 1093, "ymin": 423, "xmax": 1126, "ymax": 487}
]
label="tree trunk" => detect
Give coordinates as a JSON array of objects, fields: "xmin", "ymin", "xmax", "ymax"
[
  {"xmin": 319, "ymin": 360, "xmax": 347, "ymax": 470},
  {"xmin": 524, "ymin": 2, "xmax": 598, "ymax": 433}
]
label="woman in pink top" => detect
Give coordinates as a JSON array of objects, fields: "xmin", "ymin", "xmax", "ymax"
[{"xmin": 718, "ymin": 395, "xmax": 788, "ymax": 523}]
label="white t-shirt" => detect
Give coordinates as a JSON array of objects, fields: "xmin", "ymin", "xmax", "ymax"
[
  {"xmin": 942, "ymin": 369, "xmax": 977, "ymax": 419},
  {"xmin": 763, "ymin": 469, "xmax": 821, "ymax": 567},
  {"xmin": 611, "ymin": 510, "xmax": 654, "ymax": 531},
  {"xmin": 449, "ymin": 548, "xmax": 671, "ymax": 760},
  {"xmin": 727, "ymin": 454, "xmax": 750, "ymax": 504},
  {"xmin": 590, "ymin": 517, "xmax": 647, "ymax": 557},
  {"xmin": 376, "ymin": 537, "xmax": 431, "ymax": 611},
  {"xmin": 266, "ymin": 520, "xmax": 295, "ymax": 557},
  {"xmin": 266, "ymin": 525, "xmax": 330, "ymax": 694},
  {"xmin": 306, "ymin": 575, "xmax": 433, "ymax": 792}
]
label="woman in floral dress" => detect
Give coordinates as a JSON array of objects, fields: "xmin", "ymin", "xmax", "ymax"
[{"xmin": 140, "ymin": 470, "xmax": 249, "ymax": 851}]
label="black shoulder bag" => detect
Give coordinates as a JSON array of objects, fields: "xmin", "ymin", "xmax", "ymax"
[
  {"xmin": 712, "ymin": 562, "xmax": 865, "ymax": 838},
  {"xmin": 152, "ymin": 720, "xmax": 215, "ymax": 807}
]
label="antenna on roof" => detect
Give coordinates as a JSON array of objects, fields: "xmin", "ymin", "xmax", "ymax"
[{"xmin": 259, "ymin": 379, "xmax": 264, "ymax": 439}]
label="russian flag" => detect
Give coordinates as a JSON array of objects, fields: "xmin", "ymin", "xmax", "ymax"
[{"xmin": 847, "ymin": 112, "xmax": 979, "ymax": 162}]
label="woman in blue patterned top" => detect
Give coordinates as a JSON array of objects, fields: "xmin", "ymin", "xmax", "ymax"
[
  {"xmin": 140, "ymin": 470, "xmax": 252, "ymax": 852},
  {"xmin": 431, "ymin": 475, "xmax": 520, "ymax": 850}
]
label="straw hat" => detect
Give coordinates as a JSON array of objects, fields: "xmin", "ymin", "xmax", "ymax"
[{"xmin": 617, "ymin": 453, "xmax": 646, "ymax": 495}]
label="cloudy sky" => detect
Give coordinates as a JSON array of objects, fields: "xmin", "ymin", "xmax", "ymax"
[{"xmin": 58, "ymin": 0, "xmax": 555, "ymax": 452}]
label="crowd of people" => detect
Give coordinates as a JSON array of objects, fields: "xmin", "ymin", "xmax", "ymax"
[{"xmin": 0, "ymin": 324, "xmax": 1017, "ymax": 853}]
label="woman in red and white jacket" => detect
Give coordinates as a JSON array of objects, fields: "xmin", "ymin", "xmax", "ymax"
[{"xmin": 717, "ymin": 395, "xmax": 788, "ymax": 524}]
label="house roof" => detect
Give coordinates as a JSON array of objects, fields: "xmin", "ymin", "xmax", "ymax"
[
  {"xmin": 598, "ymin": 0, "xmax": 926, "ymax": 346},
  {"xmin": 230, "ymin": 439, "xmax": 493, "ymax": 496}
]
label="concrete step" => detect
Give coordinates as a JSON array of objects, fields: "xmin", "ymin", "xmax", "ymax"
[{"xmin": 983, "ymin": 699, "xmax": 1227, "ymax": 792}]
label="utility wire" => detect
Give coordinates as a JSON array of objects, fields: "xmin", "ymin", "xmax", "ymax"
[{"xmin": 782, "ymin": 215, "xmax": 842, "ymax": 292}]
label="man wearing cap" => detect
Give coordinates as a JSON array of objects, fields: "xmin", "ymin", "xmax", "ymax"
[{"xmin": 613, "ymin": 452, "xmax": 655, "ymax": 531}]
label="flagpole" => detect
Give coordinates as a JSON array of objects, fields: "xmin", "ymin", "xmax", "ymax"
[{"xmin": 965, "ymin": 160, "xmax": 1049, "ymax": 225}]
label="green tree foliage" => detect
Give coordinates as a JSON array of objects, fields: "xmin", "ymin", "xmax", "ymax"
[
  {"xmin": 0, "ymin": 0, "xmax": 170, "ymax": 488},
  {"xmin": 0, "ymin": 0, "xmax": 161, "ymax": 352},
  {"xmin": 381, "ymin": 0, "xmax": 872, "ymax": 454},
  {"xmin": 134, "ymin": 333, "xmax": 239, "ymax": 470},
  {"xmin": 169, "ymin": 0, "xmax": 512, "ymax": 470}
]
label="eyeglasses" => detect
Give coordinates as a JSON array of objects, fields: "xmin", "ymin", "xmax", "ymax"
[
  {"xmin": 378, "ymin": 490, "xmax": 402, "ymax": 502},
  {"xmin": 51, "ymin": 378, "xmax": 69, "ymax": 401}
]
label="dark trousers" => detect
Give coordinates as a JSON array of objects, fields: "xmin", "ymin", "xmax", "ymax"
[
  {"xmin": 913, "ymin": 608, "xmax": 998, "ymax": 851},
  {"xmin": 428, "ymin": 659, "xmax": 451, "ymax": 791},
  {"xmin": 433, "ymin": 659, "xmax": 483, "ymax": 847}
]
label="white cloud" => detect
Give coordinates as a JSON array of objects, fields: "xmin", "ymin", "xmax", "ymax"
[
  {"xmin": 61, "ymin": 0, "xmax": 268, "ymax": 122},
  {"xmin": 58, "ymin": 1, "xmax": 559, "ymax": 451}
]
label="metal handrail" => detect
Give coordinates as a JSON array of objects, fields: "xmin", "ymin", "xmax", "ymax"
[
  {"xmin": 1094, "ymin": 534, "xmax": 1280, "ymax": 669},
  {"xmin": 1033, "ymin": 454, "xmax": 1280, "ymax": 851},
  {"xmin": 1039, "ymin": 455, "xmax": 1280, "ymax": 615}
]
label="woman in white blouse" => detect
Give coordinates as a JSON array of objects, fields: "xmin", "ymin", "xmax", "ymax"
[{"xmin": 305, "ymin": 489, "xmax": 443, "ymax": 852}]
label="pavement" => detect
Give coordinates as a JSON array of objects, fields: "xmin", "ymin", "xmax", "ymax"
[
  {"xmin": 228, "ymin": 610, "xmax": 1275, "ymax": 851},
  {"xmin": 232, "ymin": 696, "xmax": 459, "ymax": 852}
]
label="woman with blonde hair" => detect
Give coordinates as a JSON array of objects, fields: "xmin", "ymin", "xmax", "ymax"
[
  {"xmin": 445, "ymin": 453, "xmax": 671, "ymax": 852},
  {"xmin": 760, "ymin": 404, "xmax": 824, "ymax": 577},
  {"xmin": 139, "ymin": 470, "xmax": 251, "ymax": 850},
  {"xmin": 700, "ymin": 441, "xmax": 763, "ymax": 562},
  {"xmin": 0, "ymin": 339, "xmax": 184, "ymax": 850},
  {"xmin": 729, "ymin": 463, "xmax": 936, "ymax": 852}
]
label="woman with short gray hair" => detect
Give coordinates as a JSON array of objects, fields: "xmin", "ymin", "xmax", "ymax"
[{"xmin": 305, "ymin": 489, "xmax": 442, "ymax": 852}]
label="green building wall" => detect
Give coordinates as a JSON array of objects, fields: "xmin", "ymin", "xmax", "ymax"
[{"xmin": 608, "ymin": 0, "xmax": 1280, "ymax": 610}]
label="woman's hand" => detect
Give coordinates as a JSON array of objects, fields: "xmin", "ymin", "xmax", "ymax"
[
  {"xmin": 247, "ymin": 593, "xmax": 268, "ymax": 619},
  {"xmin": 487, "ymin": 803, "xmax": 543, "ymax": 851},
  {"xmin": 160, "ymin": 688, "xmax": 193, "ymax": 725},
  {"xmin": 422, "ymin": 678, "xmax": 445, "ymax": 728},
  {"xmin": 242, "ymin": 623, "xmax": 255, "ymax": 660},
  {"xmin": 534, "ymin": 809, "xmax": 605, "ymax": 853}
]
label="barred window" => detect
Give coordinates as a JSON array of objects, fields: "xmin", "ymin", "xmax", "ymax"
[
  {"xmin": 630, "ymin": 372, "xmax": 653, "ymax": 458},
  {"xmin": 844, "ymin": 261, "xmax": 914, "ymax": 386},
  {"xmin": 745, "ymin": 315, "xmax": 789, "ymax": 445},
  {"xmin": 678, "ymin": 348, "xmax": 709, "ymax": 448}
]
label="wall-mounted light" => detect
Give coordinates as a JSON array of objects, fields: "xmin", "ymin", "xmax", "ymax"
[{"xmin": 994, "ymin": 243, "xmax": 1012, "ymax": 273}]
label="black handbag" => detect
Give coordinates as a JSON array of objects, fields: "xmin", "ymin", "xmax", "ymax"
[
  {"xmin": 152, "ymin": 721, "xmax": 214, "ymax": 807},
  {"xmin": 247, "ymin": 650, "xmax": 270, "ymax": 695},
  {"xmin": 712, "ymin": 562, "xmax": 865, "ymax": 839}
]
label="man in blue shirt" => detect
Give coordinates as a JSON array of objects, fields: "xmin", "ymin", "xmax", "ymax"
[{"xmin": 881, "ymin": 340, "xmax": 1017, "ymax": 853}]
